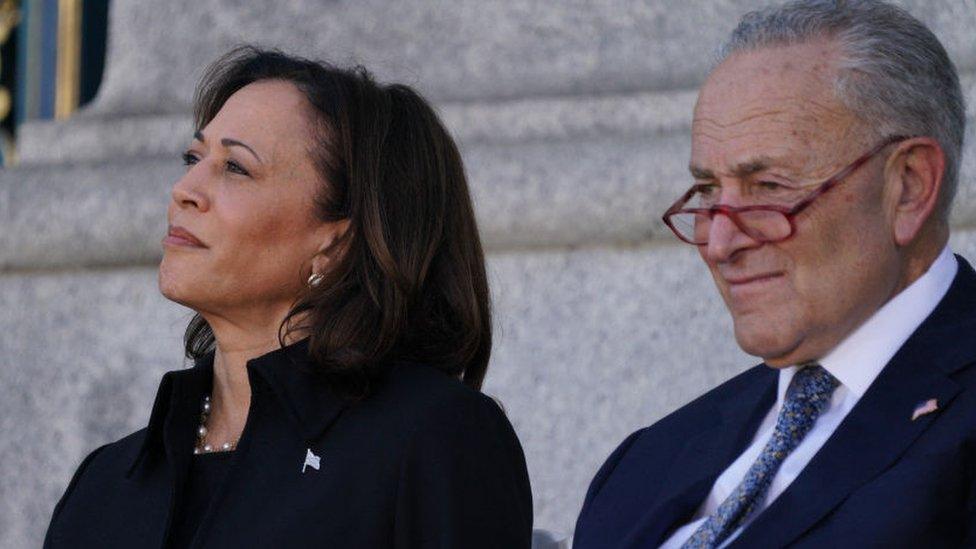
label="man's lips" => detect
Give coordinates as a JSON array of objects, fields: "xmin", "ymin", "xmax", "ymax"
[
  {"xmin": 723, "ymin": 272, "xmax": 785, "ymax": 286},
  {"xmin": 163, "ymin": 225, "xmax": 208, "ymax": 248}
]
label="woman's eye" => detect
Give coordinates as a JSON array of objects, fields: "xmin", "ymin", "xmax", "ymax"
[
  {"xmin": 226, "ymin": 160, "xmax": 250, "ymax": 177},
  {"xmin": 181, "ymin": 152, "xmax": 199, "ymax": 166}
]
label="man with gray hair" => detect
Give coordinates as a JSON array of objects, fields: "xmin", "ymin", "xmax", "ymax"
[{"xmin": 574, "ymin": 1, "xmax": 972, "ymax": 547}]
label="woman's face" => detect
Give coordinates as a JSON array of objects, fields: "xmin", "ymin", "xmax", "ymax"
[{"xmin": 159, "ymin": 80, "xmax": 334, "ymax": 323}]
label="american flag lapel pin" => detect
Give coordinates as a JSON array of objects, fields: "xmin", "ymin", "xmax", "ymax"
[
  {"xmin": 911, "ymin": 398, "xmax": 939, "ymax": 421},
  {"xmin": 302, "ymin": 448, "xmax": 321, "ymax": 473}
]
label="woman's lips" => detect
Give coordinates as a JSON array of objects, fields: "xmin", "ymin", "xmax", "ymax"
[{"xmin": 163, "ymin": 225, "xmax": 208, "ymax": 248}]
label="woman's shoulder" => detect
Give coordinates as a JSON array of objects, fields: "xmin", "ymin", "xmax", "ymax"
[
  {"xmin": 372, "ymin": 364, "xmax": 534, "ymax": 545},
  {"xmin": 374, "ymin": 361, "xmax": 504, "ymax": 421},
  {"xmin": 45, "ymin": 428, "xmax": 151, "ymax": 541},
  {"xmin": 347, "ymin": 361, "xmax": 518, "ymax": 452},
  {"xmin": 365, "ymin": 361, "xmax": 527, "ymax": 468},
  {"xmin": 63, "ymin": 428, "xmax": 148, "ymax": 485}
]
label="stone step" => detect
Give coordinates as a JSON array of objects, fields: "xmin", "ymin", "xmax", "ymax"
[
  {"xmin": 4, "ymin": 118, "xmax": 976, "ymax": 271},
  {"xmin": 89, "ymin": 0, "xmax": 976, "ymax": 117},
  {"xmin": 18, "ymin": 68, "xmax": 976, "ymax": 166},
  {"xmin": 16, "ymin": 88, "xmax": 701, "ymax": 165}
]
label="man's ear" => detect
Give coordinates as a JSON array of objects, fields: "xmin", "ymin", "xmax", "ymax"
[
  {"xmin": 310, "ymin": 219, "xmax": 351, "ymax": 275},
  {"xmin": 885, "ymin": 137, "xmax": 945, "ymax": 247}
]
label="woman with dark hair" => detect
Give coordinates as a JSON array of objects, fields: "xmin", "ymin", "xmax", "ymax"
[{"xmin": 44, "ymin": 47, "xmax": 532, "ymax": 548}]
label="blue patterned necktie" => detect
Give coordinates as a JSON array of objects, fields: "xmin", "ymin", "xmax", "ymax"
[{"xmin": 682, "ymin": 364, "xmax": 839, "ymax": 549}]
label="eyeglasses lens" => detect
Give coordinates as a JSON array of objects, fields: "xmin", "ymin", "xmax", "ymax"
[{"xmin": 669, "ymin": 209, "xmax": 792, "ymax": 244}]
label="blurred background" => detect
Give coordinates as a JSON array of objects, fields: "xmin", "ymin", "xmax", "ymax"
[{"xmin": 0, "ymin": 0, "xmax": 973, "ymax": 546}]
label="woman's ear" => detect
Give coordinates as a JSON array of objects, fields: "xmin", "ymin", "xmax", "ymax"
[{"xmin": 310, "ymin": 219, "xmax": 351, "ymax": 275}]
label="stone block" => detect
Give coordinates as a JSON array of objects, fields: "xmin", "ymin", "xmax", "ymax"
[
  {"xmin": 5, "ymin": 238, "xmax": 976, "ymax": 545},
  {"xmin": 16, "ymin": 88, "xmax": 701, "ymax": 166},
  {"xmin": 5, "ymin": 119, "xmax": 976, "ymax": 271},
  {"xmin": 18, "ymin": 115, "xmax": 194, "ymax": 166},
  {"xmin": 0, "ymin": 268, "xmax": 189, "ymax": 548},
  {"xmin": 17, "ymin": 16, "xmax": 976, "ymax": 167},
  {"xmin": 88, "ymin": 0, "xmax": 976, "ymax": 117},
  {"xmin": 0, "ymin": 161, "xmax": 176, "ymax": 271}
]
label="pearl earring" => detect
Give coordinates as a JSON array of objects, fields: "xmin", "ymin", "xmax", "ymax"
[{"xmin": 307, "ymin": 273, "xmax": 325, "ymax": 287}]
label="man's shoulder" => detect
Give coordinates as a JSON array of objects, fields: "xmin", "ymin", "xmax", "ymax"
[
  {"xmin": 585, "ymin": 364, "xmax": 772, "ymax": 492},
  {"xmin": 637, "ymin": 363, "xmax": 773, "ymax": 440},
  {"xmin": 575, "ymin": 364, "xmax": 773, "ymax": 544}
]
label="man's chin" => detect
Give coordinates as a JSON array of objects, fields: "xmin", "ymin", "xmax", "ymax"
[{"xmin": 733, "ymin": 324, "xmax": 801, "ymax": 367}]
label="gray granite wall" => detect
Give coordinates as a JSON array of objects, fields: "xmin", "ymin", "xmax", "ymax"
[{"xmin": 2, "ymin": 1, "xmax": 974, "ymax": 546}]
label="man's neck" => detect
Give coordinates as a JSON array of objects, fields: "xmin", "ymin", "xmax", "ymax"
[{"xmin": 891, "ymin": 224, "xmax": 949, "ymax": 298}]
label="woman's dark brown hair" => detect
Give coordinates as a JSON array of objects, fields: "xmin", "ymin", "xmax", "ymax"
[{"xmin": 184, "ymin": 46, "xmax": 491, "ymax": 398}]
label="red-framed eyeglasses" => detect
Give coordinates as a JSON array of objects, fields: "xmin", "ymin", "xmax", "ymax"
[{"xmin": 662, "ymin": 135, "xmax": 911, "ymax": 245}]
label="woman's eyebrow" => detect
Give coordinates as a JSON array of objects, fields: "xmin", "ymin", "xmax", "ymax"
[
  {"xmin": 221, "ymin": 138, "xmax": 263, "ymax": 164},
  {"xmin": 192, "ymin": 130, "xmax": 264, "ymax": 164}
]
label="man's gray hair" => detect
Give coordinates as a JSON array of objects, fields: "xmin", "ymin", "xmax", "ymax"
[{"xmin": 718, "ymin": 0, "xmax": 966, "ymax": 219}]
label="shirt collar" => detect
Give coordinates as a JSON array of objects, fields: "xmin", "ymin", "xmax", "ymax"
[{"xmin": 775, "ymin": 245, "xmax": 958, "ymax": 402}]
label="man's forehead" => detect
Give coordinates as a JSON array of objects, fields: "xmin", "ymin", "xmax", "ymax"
[
  {"xmin": 695, "ymin": 45, "xmax": 843, "ymax": 122},
  {"xmin": 711, "ymin": 38, "xmax": 840, "ymax": 80},
  {"xmin": 690, "ymin": 42, "xmax": 862, "ymax": 174}
]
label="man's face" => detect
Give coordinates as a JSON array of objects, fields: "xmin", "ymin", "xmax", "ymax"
[{"xmin": 690, "ymin": 39, "xmax": 902, "ymax": 367}]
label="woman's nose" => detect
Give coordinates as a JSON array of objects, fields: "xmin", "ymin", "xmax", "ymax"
[{"xmin": 171, "ymin": 165, "xmax": 211, "ymax": 212}]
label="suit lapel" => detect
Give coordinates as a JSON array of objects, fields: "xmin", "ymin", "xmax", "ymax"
[
  {"xmin": 732, "ymin": 354, "xmax": 960, "ymax": 547},
  {"xmin": 622, "ymin": 367, "xmax": 778, "ymax": 547},
  {"xmin": 732, "ymin": 255, "xmax": 976, "ymax": 548}
]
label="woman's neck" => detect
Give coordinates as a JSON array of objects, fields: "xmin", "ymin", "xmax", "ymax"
[
  {"xmin": 202, "ymin": 314, "xmax": 289, "ymax": 449},
  {"xmin": 196, "ymin": 305, "xmax": 310, "ymax": 449}
]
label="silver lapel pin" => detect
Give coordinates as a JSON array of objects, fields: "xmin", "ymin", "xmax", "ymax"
[{"xmin": 302, "ymin": 448, "xmax": 321, "ymax": 473}]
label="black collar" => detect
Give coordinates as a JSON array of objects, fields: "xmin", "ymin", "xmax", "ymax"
[
  {"xmin": 126, "ymin": 338, "xmax": 347, "ymax": 477},
  {"xmin": 244, "ymin": 338, "xmax": 348, "ymax": 443}
]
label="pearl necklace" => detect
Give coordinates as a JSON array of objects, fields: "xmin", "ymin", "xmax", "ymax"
[{"xmin": 194, "ymin": 395, "xmax": 238, "ymax": 454}]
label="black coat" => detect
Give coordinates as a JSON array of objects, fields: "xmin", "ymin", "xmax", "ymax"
[{"xmin": 44, "ymin": 339, "xmax": 533, "ymax": 548}]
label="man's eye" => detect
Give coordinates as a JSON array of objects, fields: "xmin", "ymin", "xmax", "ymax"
[
  {"xmin": 181, "ymin": 152, "xmax": 199, "ymax": 166},
  {"xmin": 691, "ymin": 184, "xmax": 720, "ymax": 206},
  {"xmin": 226, "ymin": 160, "xmax": 250, "ymax": 177},
  {"xmin": 758, "ymin": 180, "xmax": 785, "ymax": 191}
]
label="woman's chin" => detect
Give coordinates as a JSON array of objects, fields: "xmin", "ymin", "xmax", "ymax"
[
  {"xmin": 159, "ymin": 288, "xmax": 195, "ymax": 309},
  {"xmin": 158, "ymin": 272, "xmax": 200, "ymax": 309}
]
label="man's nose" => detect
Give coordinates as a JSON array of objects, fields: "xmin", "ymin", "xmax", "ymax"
[{"xmin": 703, "ymin": 211, "xmax": 756, "ymax": 262}]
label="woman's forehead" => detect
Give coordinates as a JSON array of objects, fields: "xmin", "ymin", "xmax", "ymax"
[{"xmin": 204, "ymin": 81, "xmax": 314, "ymax": 162}]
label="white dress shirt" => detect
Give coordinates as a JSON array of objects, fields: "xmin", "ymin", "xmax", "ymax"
[{"xmin": 660, "ymin": 246, "xmax": 958, "ymax": 549}]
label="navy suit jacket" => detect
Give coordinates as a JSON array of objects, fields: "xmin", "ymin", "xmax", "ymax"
[{"xmin": 575, "ymin": 255, "xmax": 976, "ymax": 548}]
